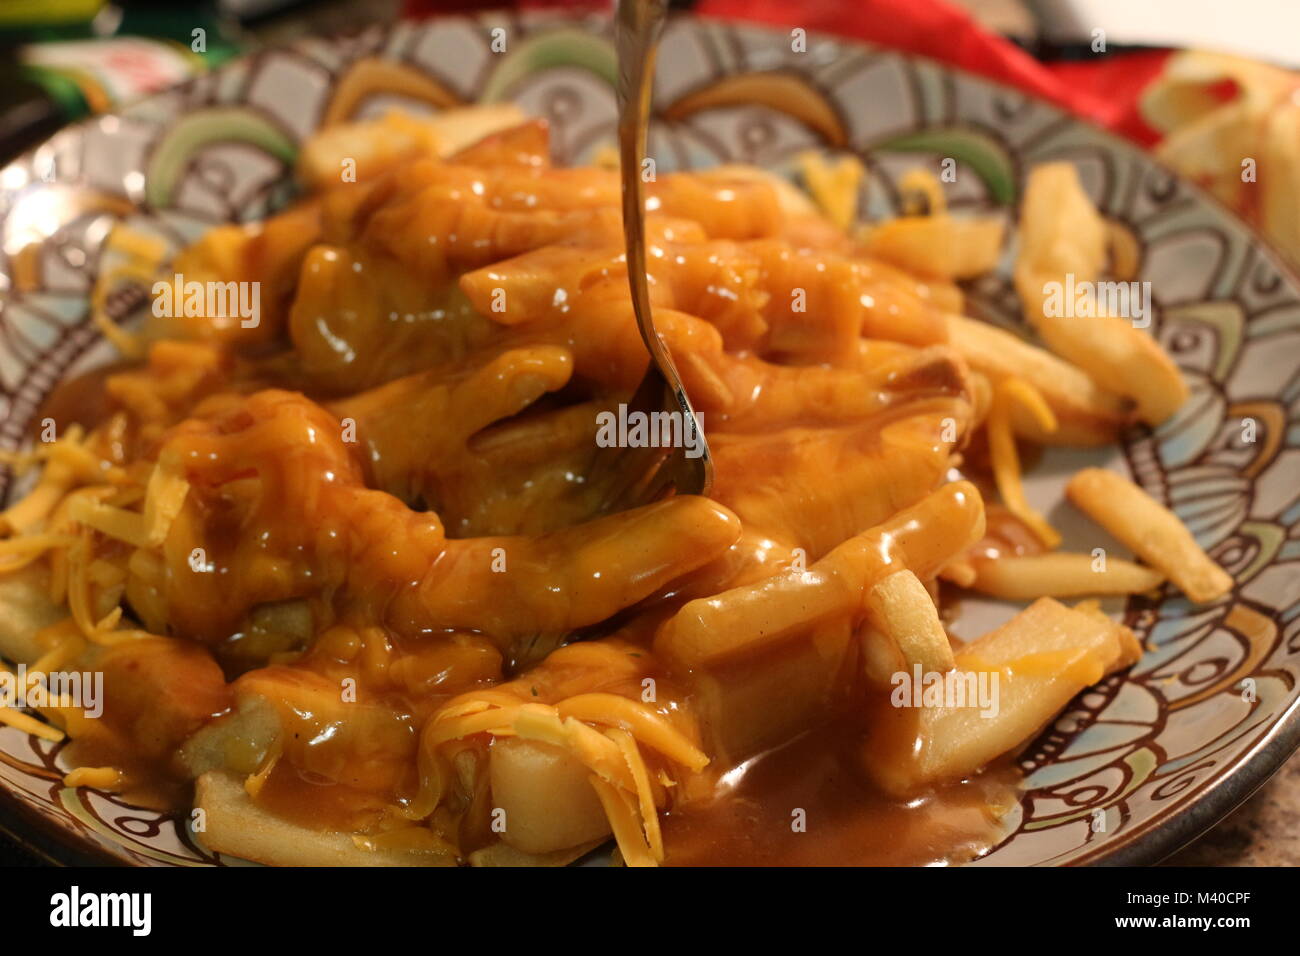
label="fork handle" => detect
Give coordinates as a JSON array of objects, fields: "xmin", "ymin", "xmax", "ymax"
[{"xmin": 615, "ymin": 0, "xmax": 671, "ymax": 365}]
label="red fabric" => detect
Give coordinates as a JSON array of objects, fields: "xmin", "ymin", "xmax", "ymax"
[
  {"xmin": 701, "ymin": 0, "xmax": 1096, "ymax": 113},
  {"xmin": 1043, "ymin": 50, "xmax": 1172, "ymax": 145},
  {"xmin": 403, "ymin": 0, "xmax": 1176, "ymax": 146}
]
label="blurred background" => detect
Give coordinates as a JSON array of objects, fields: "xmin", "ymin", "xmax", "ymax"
[
  {"xmin": 3, "ymin": 0, "xmax": 1299, "ymax": 162},
  {"xmin": 0, "ymin": 0, "xmax": 1296, "ymax": 867},
  {"xmin": 7, "ymin": 0, "xmax": 1300, "ymax": 269}
]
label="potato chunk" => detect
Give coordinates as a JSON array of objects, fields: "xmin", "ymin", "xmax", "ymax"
[
  {"xmin": 489, "ymin": 736, "xmax": 611, "ymax": 855},
  {"xmin": 195, "ymin": 771, "xmax": 454, "ymax": 867},
  {"xmin": 863, "ymin": 597, "xmax": 1140, "ymax": 795}
]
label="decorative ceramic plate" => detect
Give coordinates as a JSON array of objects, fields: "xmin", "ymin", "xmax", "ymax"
[{"xmin": 1, "ymin": 11, "xmax": 1297, "ymax": 867}]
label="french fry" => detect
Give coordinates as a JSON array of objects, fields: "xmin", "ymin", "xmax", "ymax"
[
  {"xmin": 381, "ymin": 103, "xmax": 528, "ymax": 158},
  {"xmin": 1015, "ymin": 163, "xmax": 1189, "ymax": 425},
  {"xmin": 89, "ymin": 637, "xmax": 231, "ymax": 766},
  {"xmin": 944, "ymin": 314, "xmax": 1128, "ymax": 445},
  {"xmin": 657, "ymin": 481, "xmax": 986, "ymax": 669},
  {"xmin": 658, "ymin": 482, "xmax": 986, "ymax": 762},
  {"xmin": 864, "ymin": 569, "xmax": 955, "ymax": 673},
  {"xmin": 968, "ymin": 553, "xmax": 1166, "ymax": 600},
  {"xmin": 1144, "ymin": 52, "xmax": 1292, "ymax": 240},
  {"xmin": 865, "ymin": 216, "xmax": 1006, "ymax": 280},
  {"xmin": 863, "ymin": 598, "xmax": 1141, "ymax": 795},
  {"xmin": 1260, "ymin": 101, "xmax": 1300, "ymax": 270},
  {"xmin": 705, "ymin": 164, "xmax": 819, "ymax": 219},
  {"xmin": 860, "ymin": 624, "xmax": 906, "ymax": 686},
  {"xmin": 296, "ymin": 104, "xmax": 526, "ymax": 189},
  {"xmin": 687, "ymin": 617, "xmax": 858, "ymax": 764},
  {"xmin": 1066, "ymin": 467, "xmax": 1233, "ymax": 603},
  {"xmin": 1021, "ymin": 288, "xmax": 1190, "ymax": 426},
  {"xmin": 195, "ymin": 771, "xmax": 456, "ymax": 867},
  {"xmin": 1016, "ymin": 163, "xmax": 1107, "ymax": 279}
]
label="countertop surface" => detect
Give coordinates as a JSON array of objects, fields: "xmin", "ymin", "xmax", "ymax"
[{"xmin": 1163, "ymin": 752, "xmax": 1300, "ymax": 866}]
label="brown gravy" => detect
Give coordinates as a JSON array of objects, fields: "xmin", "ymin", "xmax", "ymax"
[{"xmin": 662, "ymin": 718, "xmax": 1018, "ymax": 867}]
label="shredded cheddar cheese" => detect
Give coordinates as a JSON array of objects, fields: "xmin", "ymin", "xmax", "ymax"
[
  {"xmin": 608, "ymin": 727, "xmax": 663, "ymax": 860},
  {"xmin": 798, "ymin": 151, "xmax": 865, "ymax": 231},
  {"xmin": 0, "ymin": 707, "xmax": 65, "ymax": 742},
  {"xmin": 89, "ymin": 225, "xmax": 169, "ymax": 360},
  {"xmin": 245, "ymin": 738, "xmax": 283, "ymax": 800},
  {"xmin": 0, "ymin": 533, "xmax": 79, "ymax": 572},
  {"xmin": 418, "ymin": 690, "xmax": 706, "ymax": 866},
  {"xmin": 989, "ymin": 378, "xmax": 1062, "ymax": 549},
  {"xmin": 897, "ymin": 167, "xmax": 948, "ymax": 217},
  {"xmin": 65, "ymin": 496, "xmax": 149, "ymax": 550},
  {"xmin": 588, "ymin": 774, "xmax": 656, "ymax": 867},
  {"xmin": 63, "ymin": 766, "xmax": 124, "ymax": 790},
  {"xmin": 142, "ymin": 462, "xmax": 190, "ymax": 547},
  {"xmin": 938, "ymin": 557, "xmax": 978, "ymax": 588},
  {"xmin": 556, "ymin": 693, "xmax": 708, "ymax": 770}
]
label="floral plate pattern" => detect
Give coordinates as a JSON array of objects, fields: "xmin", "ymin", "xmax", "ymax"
[{"xmin": 0, "ymin": 11, "xmax": 1297, "ymax": 867}]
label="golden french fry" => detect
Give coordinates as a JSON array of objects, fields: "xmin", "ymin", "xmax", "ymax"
[
  {"xmin": 657, "ymin": 481, "xmax": 985, "ymax": 669},
  {"xmin": 944, "ymin": 314, "xmax": 1128, "ymax": 446},
  {"xmin": 195, "ymin": 771, "xmax": 456, "ymax": 867},
  {"xmin": 968, "ymin": 553, "xmax": 1165, "ymax": 600},
  {"xmin": 864, "ymin": 569, "xmax": 955, "ymax": 674},
  {"xmin": 1142, "ymin": 51, "xmax": 1283, "ymax": 133},
  {"xmin": 863, "ymin": 598, "xmax": 1141, "ymax": 795},
  {"xmin": 1015, "ymin": 163, "xmax": 1188, "ymax": 425},
  {"xmin": 296, "ymin": 104, "xmax": 526, "ymax": 189},
  {"xmin": 1021, "ymin": 287, "xmax": 1189, "ymax": 426},
  {"xmin": 705, "ymin": 164, "xmax": 819, "ymax": 219},
  {"xmin": 1017, "ymin": 162, "xmax": 1107, "ymax": 280},
  {"xmin": 865, "ymin": 216, "xmax": 1006, "ymax": 280},
  {"xmin": 657, "ymin": 483, "xmax": 985, "ymax": 763},
  {"xmin": 298, "ymin": 111, "xmax": 434, "ymax": 189},
  {"xmin": 860, "ymin": 624, "xmax": 906, "ymax": 686},
  {"xmin": 1143, "ymin": 52, "xmax": 1290, "ymax": 220},
  {"xmin": 1066, "ymin": 467, "xmax": 1233, "ymax": 603}
]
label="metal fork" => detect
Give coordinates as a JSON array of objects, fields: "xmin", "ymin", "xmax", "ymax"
[{"xmin": 592, "ymin": 0, "xmax": 713, "ymax": 511}]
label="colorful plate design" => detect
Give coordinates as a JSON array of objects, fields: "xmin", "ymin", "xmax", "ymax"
[{"xmin": 0, "ymin": 12, "xmax": 1297, "ymax": 867}]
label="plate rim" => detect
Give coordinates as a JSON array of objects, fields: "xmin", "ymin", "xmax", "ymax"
[{"xmin": 0, "ymin": 10, "xmax": 1296, "ymax": 867}]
